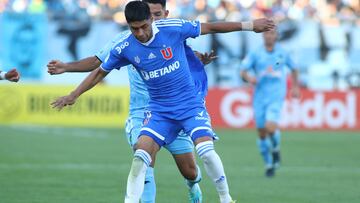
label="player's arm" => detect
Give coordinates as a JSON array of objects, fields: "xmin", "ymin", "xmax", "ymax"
[
  {"xmin": 200, "ymin": 18, "xmax": 275, "ymax": 35},
  {"xmin": 51, "ymin": 67, "xmax": 108, "ymax": 110},
  {"xmin": 240, "ymin": 52, "xmax": 257, "ymax": 85},
  {"xmin": 47, "ymin": 57, "xmax": 101, "ymax": 75},
  {"xmin": 290, "ymin": 69, "xmax": 300, "ymax": 98},
  {"xmin": 0, "ymin": 68, "xmax": 20, "ymax": 82},
  {"xmin": 240, "ymin": 70, "xmax": 257, "ymax": 85}
]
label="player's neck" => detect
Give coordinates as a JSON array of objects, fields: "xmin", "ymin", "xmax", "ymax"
[{"xmin": 265, "ymin": 45, "xmax": 274, "ymax": 52}]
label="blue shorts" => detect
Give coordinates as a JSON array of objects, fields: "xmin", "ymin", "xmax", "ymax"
[
  {"xmin": 140, "ymin": 107, "xmax": 216, "ymax": 148},
  {"xmin": 253, "ymin": 100, "xmax": 283, "ymax": 129},
  {"xmin": 125, "ymin": 117, "xmax": 194, "ymax": 155}
]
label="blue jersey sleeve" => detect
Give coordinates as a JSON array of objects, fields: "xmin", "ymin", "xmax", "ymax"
[
  {"xmin": 241, "ymin": 51, "xmax": 256, "ymax": 71},
  {"xmin": 96, "ymin": 31, "xmax": 131, "ymax": 62},
  {"xmin": 101, "ymin": 48, "xmax": 130, "ymax": 72},
  {"xmin": 179, "ymin": 19, "xmax": 201, "ymax": 41}
]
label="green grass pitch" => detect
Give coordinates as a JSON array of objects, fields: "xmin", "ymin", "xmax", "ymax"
[{"xmin": 0, "ymin": 125, "xmax": 359, "ymax": 203}]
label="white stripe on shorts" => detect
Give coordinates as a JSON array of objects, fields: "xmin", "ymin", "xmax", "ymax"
[
  {"xmin": 190, "ymin": 126, "xmax": 213, "ymax": 137},
  {"xmin": 141, "ymin": 127, "xmax": 165, "ymax": 141}
]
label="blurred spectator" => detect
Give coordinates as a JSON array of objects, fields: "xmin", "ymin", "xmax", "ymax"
[{"xmin": 56, "ymin": 0, "xmax": 91, "ymax": 60}]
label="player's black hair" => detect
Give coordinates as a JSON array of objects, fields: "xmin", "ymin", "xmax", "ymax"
[
  {"xmin": 142, "ymin": 0, "xmax": 166, "ymax": 8},
  {"xmin": 125, "ymin": 1, "xmax": 151, "ymax": 23}
]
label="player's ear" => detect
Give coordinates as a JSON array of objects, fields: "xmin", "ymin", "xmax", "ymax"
[{"xmin": 165, "ymin": 10, "xmax": 169, "ymax": 18}]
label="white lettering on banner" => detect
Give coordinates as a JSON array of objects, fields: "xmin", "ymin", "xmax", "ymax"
[
  {"xmin": 220, "ymin": 90, "xmax": 253, "ymax": 128},
  {"xmin": 281, "ymin": 92, "xmax": 356, "ymax": 129},
  {"xmin": 141, "ymin": 61, "xmax": 180, "ymax": 80}
]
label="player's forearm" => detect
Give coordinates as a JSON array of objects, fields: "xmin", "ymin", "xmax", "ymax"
[
  {"xmin": 65, "ymin": 57, "xmax": 102, "ymax": 72},
  {"xmin": 70, "ymin": 68, "xmax": 107, "ymax": 98},
  {"xmin": 240, "ymin": 71, "xmax": 251, "ymax": 82},
  {"xmin": 291, "ymin": 69, "xmax": 299, "ymax": 87},
  {"xmin": 201, "ymin": 22, "xmax": 244, "ymax": 35}
]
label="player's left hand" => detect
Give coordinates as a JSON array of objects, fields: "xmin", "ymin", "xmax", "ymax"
[
  {"xmin": 253, "ymin": 18, "xmax": 276, "ymax": 33},
  {"xmin": 51, "ymin": 94, "xmax": 77, "ymax": 111},
  {"xmin": 195, "ymin": 50, "xmax": 218, "ymax": 65},
  {"xmin": 5, "ymin": 68, "xmax": 20, "ymax": 82}
]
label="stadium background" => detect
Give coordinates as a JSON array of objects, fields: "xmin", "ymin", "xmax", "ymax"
[{"xmin": 0, "ymin": 0, "xmax": 359, "ymax": 203}]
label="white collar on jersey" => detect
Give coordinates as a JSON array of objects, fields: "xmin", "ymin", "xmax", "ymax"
[{"xmin": 140, "ymin": 22, "xmax": 159, "ymax": 46}]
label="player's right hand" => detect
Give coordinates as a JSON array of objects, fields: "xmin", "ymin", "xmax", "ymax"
[
  {"xmin": 5, "ymin": 68, "xmax": 20, "ymax": 82},
  {"xmin": 253, "ymin": 18, "xmax": 276, "ymax": 33},
  {"xmin": 51, "ymin": 94, "xmax": 77, "ymax": 111},
  {"xmin": 47, "ymin": 60, "xmax": 66, "ymax": 75}
]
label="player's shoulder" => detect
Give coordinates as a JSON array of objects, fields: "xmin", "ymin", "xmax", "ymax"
[
  {"xmin": 111, "ymin": 31, "xmax": 133, "ymax": 55},
  {"xmin": 112, "ymin": 30, "xmax": 131, "ymax": 44},
  {"xmin": 155, "ymin": 18, "xmax": 184, "ymax": 27},
  {"xmin": 155, "ymin": 18, "xmax": 199, "ymax": 30}
]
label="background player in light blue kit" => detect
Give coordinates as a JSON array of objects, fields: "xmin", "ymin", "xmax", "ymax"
[
  {"xmin": 47, "ymin": 1, "xmax": 216, "ymax": 202},
  {"xmin": 241, "ymin": 28, "xmax": 300, "ymax": 177},
  {"xmin": 51, "ymin": 1, "xmax": 275, "ymax": 202}
]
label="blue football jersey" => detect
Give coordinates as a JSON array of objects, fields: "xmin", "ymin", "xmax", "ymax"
[
  {"xmin": 96, "ymin": 31, "xmax": 149, "ymax": 119},
  {"xmin": 101, "ymin": 19, "xmax": 203, "ymax": 119},
  {"xmin": 241, "ymin": 44, "xmax": 296, "ymax": 101},
  {"xmin": 184, "ymin": 42, "xmax": 208, "ymax": 97}
]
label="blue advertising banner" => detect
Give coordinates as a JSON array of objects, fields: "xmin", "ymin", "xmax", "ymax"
[{"xmin": 0, "ymin": 12, "xmax": 47, "ymax": 79}]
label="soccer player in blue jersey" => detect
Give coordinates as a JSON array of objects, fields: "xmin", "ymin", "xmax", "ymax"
[
  {"xmin": 51, "ymin": 1, "xmax": 275, "ymax": 202},
  {"xmin": 240, "ymin": 29, "xmax": 300, "ymax": 177},
  {"xmin": 47, "ymin": 1, "xmax": 217, "ymax": 202}
]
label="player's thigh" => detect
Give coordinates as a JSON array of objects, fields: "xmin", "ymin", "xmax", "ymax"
[
  {"xmin": 125, "ymin": 117, "xmax": 144, "ymax": 148},
  {"xmin": 140, "ymin": 111, "xmax": 182, "ymax": 147},
  {"xmin": 253, "ymin": 101, "xmax": 266, "ymax": 129},
  {"xmin": 265, "ymin": 101, "xmax": 283, "ymax": 132}
]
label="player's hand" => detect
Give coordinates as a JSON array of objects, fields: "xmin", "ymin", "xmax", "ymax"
[
  {"xmin": 253, "ymin": 18, "xmax": 276, "ymax": 33},
  {"xmin": 197, "ymin": 50, "xmax": 218, "ymax": 65},
  {"xmin": 248, "ymin": 77, "xmax": 257, "ymax": 85},
  {"xmin": 47, "ymin": 60, "xmax": 67, "ymax": 75},
  {"xmin": 51, "ymin": 94, "xmax": 77, "ymax": 111},
  {"xmin": 290, "ymin": 86, "xmax": 301, "ymax": 98},
  {"xmin": 5, "ymin": 68, "xmax": 20, "ymax": 82}
]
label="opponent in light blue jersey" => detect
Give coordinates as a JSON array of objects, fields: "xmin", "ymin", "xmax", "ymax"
[
  {"xmin": 51, "ymin": 2, "xmax": 275, "ymax": 201},
  {"xmin": 241, "ymin": 29, "xmax": 299, "ymax": 177}
]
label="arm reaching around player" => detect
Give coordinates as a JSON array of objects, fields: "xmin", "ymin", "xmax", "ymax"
[
  {"xmin": 0, "ymin": 68, "xmax": 20, "ymax": 82},
  {"xmin": 201, "ymin": 18, "xmax": 275, "ymax": 35},
  {"xmin": 47, "ymin": 57, "xmax": 101, "ymax": 75},
  {"xmin": 51, "ymin": 67, "xmax": 108, "ymax": 110},
  {"xmin": 194, "ymin": 50, "xmax": 218, "ymax": 65}
]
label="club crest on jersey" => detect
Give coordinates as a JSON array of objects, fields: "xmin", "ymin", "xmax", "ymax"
[
  {"xmin": 160, "ymin": 47, "xmax": 173, "ymax": 60},
  {"xmin": 134, "ymin": 56, "xmax": 140, "ymax": 64}
]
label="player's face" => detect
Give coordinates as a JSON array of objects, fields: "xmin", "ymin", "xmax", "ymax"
[
  {"xmin": 129, "ymin": 18, "xmax": 153, "ymax": 43},
  {"xmin": 263, "ymin": 30, "xmax": 277, "ymax": 47},
  {"xmin": 148, "ymin": 3, "xmax": 169, "ymax": 21}
]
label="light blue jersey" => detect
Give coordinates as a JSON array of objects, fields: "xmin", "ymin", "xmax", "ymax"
[
  {"xmin": 242, "ymin": 44, "xmax": 296, "ymax": 102},
  {"xmin": 102, "ymin": 19, "xmax": 203, "ymax": 120},
  {"xmin": 242, "ymin": 44, "xmax": 296, "ymax": 128}
]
